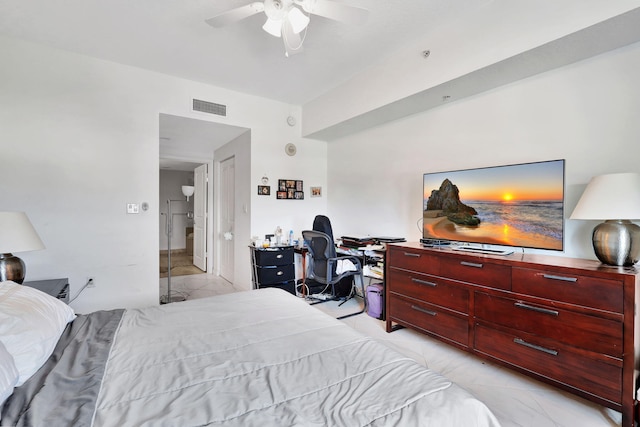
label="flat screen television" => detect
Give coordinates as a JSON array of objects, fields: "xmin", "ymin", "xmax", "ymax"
[{"xmin": 422, "ymin": 159, "xmax": 565, "ymax": 253}]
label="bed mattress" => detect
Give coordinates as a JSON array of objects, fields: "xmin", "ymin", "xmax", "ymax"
[{"xmin": 2, "ymin": 288, "xmax": 500, "ymax": 426}]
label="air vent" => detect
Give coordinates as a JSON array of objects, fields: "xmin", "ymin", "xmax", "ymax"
[{"xmin": 193, "ymin": 99, "xmax": 227, "ymax": 116}]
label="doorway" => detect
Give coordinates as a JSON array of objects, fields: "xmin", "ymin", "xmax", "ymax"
[
  {"xmin": 159, "ymin": 166, "xmax": 206, "ymax": 278},
  {"xmin": 159, "ymin": 113, "xmax": 250, "ymax": 299}
]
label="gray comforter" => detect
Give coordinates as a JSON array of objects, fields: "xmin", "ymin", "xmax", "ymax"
[{"xmin": 2, "ymin": 289, "xmax": 501, "ymax": 426}]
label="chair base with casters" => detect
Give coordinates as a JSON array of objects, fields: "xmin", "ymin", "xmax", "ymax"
[{"xmin": 302, "ymin": 229, "xmax": 367, "ymax": 319}]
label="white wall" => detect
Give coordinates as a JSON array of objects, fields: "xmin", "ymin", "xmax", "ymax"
[
  {"xmin": 159, "ymin": 170, "xmax": 194, "ymax": 251},
  {"xmin": 0, "ymin": 35, "xmax": 326, "ymax": 313},
  {"xmin": 326, "ymin": 41, "xmax": 640, "ymax": 261},
  {"xmin": 251, "ymin": 139, "xmax": 328, "ymax": 242}
]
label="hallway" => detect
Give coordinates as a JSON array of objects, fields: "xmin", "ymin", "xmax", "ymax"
[
  {"xmin": 159, "ymin": 273, "xmax": 243, "ymax": 301},
  {"xmin": 159, "ymin": 249, "xmax": 204, "ymax": 278}
]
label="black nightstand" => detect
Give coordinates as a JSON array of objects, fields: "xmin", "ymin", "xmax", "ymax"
[
  {"xmin": 23, "ymin": 278, "xmax": 70, "ymax": 303},
  {"xmin": 249, "ymin": 246, "xmax": 296, "ymax": 295}
]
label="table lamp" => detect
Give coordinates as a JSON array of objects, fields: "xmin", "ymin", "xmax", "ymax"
[
  {"xmin": 0, "ymin": 212, "xmax": 45, "ymax": 283},
  {"xmin": 570, "ymin": 172, "xmax": 640, "ymax": 266}
]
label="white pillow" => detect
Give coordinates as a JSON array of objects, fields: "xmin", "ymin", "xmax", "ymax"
[
  {"xmin": 0, "ymin": 340, "xmax": 18, "ymax": 411},
  {"xmin": 0, "ymin": 281, "xmax": 75, "ymax": 386}
]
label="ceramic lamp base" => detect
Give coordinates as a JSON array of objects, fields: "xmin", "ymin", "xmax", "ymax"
[
  {"xmin": 0, "ymin": 253, "xmax": 26, "ymax": 284},
  {"xmin": 592, "ymin": 220, "xmax": 640, "ymax": 266}
]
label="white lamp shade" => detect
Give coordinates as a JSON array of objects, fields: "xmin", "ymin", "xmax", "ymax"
[
  {"xmin": 263, "ymin": 17, "xmax": 282, "ymax": 37},
  {"xmin": 0, "ymin": 212, "xmax": 45, "ymax": 253},
  {"xmin": 181, "ymin": 186, "xmax": 195, "ymax": 198},
  {"xmin": 570, "ymin": 172, "xmax": 640, "ymax": 220},
  {"xmin": 288, "ymin": 7, "xmax": 309, "ymax": 34}
]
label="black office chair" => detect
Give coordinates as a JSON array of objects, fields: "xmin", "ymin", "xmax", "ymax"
[{"xmin": 302, "ymin": 215, "xmax": 367, "ymax": 319}]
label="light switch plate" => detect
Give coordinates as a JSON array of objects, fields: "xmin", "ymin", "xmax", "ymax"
[{"xmin": 127, "ymin": 203, "xmax": 139, "ymax": 214}]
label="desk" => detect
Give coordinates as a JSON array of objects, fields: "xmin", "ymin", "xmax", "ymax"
[
  {"xmin": 295, "ymin": 245, "xmax": 386, "ymax": 298},
  {"xmin": 294, "ymin": 247, "xmax": 308, "ymax": 297}
]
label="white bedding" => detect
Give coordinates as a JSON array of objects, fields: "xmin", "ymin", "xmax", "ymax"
[{"xmin": 93, "ymin": 288, "xmax": 500, "ymax": 426}]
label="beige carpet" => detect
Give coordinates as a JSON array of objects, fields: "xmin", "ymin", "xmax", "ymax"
[{"xmin": 160, "ymin": 250, "xmax": 204, "ymax": 278}]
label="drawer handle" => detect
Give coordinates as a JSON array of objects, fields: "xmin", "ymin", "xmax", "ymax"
[
  {"xmin": 276, "ymin": 254, "xmax": 284, "ymax": 259},
  {"xmin": 514, "ymin": 302, "xmax": 559, "ymax": 316},
  {"xmin": 404, "ymin": 252, "xmax": 421, "ymax": 258},
  {"xmin": 542, "ymin": 274, "xmax": 577, "ymax": 283},
  {"xmin": 411, "ymin": 305, "xmax": 437, "ymax": 316},
  {"xmin": 460, "ymin": 261, "xmax": 483, "ymax": 268},
  {"xmin": 513, "ymin": 338, "xmax": 558, "ymax": 356},
  {"xmin": 276, "ymin": 271, "xmax": 283, "ymax": 276},
  {"xmin": 412, "ymin": 278, "xmax": 437, "ymax": 287}
]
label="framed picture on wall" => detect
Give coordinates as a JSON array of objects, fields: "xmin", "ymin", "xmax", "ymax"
[
  {"xmin": 311, "ymin": 186, "xmax": 322, "ymax": 197},
  {"xmin": 258, "ymin": 185, "xmax": 270, "ymax": 195},
  {"xmin": 278, "ymin": 179, "xmax": 304, "ymax": 200}
]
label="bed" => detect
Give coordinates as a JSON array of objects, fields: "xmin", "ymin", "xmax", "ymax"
[{"xmin": 0, "ymin": 281, "xmax": 500, "ymax": 426}]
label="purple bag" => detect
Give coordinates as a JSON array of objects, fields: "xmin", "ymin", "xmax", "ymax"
[{"xmin": 366, "ymin": 283, "xmax": 384, "ymax": 320}]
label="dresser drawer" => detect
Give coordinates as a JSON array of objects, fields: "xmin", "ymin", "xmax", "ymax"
[
  {"xmin": 440, "ymin": 256, "xmax": 510, "ymax": 290},
  {"xmin": 388, "ymin": 269, "xmax": 469, "ymax": 313},
  {"xmin": 254, "ymin": 247, "xmax": 294, "ymax": 266},
  {"xmin": 475, "ymin": 292, "xmax": 622, "ymax": 356},
  {"xmin": 388, "ymin": 247, "xmax": 440, "ymax": 275},
  {"xmin": 475, "ymin": 324, "xmax": 622, "ymax": 404},
  {"xmin": 512, "ymin": 267, "xmax": 623, "ymax": 313},
  {"xmin": 389, "ymin": 295, "xmax": 468, "ymax": 347},
  {"xmin": 256, "ymin": 264, "xmax": 295, "ymax": 285}
]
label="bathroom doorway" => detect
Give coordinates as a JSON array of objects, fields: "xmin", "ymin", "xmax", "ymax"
[
  {"xmin": 159, "ymin": 113, "xmax": 250, "ymax": 300},
  {"xmin": 159, "ymin": 166, "xmax": 205, "ymax": 278}
]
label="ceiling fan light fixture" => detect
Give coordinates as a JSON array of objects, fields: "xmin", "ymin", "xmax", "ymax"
[
  {"xmin": 287, "ymin": 7, "xmax": 309, "ymax": 34},
  {"xmin": 264, "ymin": 0, "xmax": 288, "ymax": 20},
  {"xmin": 205, "ymin": 0, "xmax": 369, "ymax": 57},
  {"xmin": 263, "ymin": 18, "xmax": 283, "ymax": 37}
]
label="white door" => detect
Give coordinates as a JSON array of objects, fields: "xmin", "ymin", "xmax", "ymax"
[
  {"xmin": 220, "ymin": 157, "xmax": 235, "ymax": 282},
  {"xmin": 193, "ymin": 164, "xmax": 207, "ymax": 271}
]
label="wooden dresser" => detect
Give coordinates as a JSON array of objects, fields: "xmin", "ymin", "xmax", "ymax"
[{"xmin": 385, "ymin": 242, "xmax": 640, "ymax": 427}]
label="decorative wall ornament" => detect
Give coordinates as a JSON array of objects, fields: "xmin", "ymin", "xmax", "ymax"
[{"xmin": 277, "ymin": 179, "xmax": 303, "ymax": 199}]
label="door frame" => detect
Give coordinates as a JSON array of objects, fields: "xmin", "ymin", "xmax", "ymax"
[
  {"xmin": 213, "ymin": 132, "xmax": 252, "ymax": 289},
  {"xmin": 217, "ymin": 156, "xmax": 235, "ymax": 281},
  {"xmin": 160, "ymin": 154, "xmax": 214, "ymax": 273},
  {"xmin": 192, "ymin": 163, "xmax": 208, "ymax": 271}
]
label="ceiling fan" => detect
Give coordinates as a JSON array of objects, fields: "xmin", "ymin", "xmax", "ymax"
[{"xmin": 205, "ymin": 0, "xmax": 369, "ymax": 57}]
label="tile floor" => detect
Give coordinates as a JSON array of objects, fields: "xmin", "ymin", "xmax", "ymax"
[
  {"xmin": 161, "ymin": 273, "xmax": 624, "ymax": 427},
  {"xmin": 159, "ymin": 272, "xmax": 243, "ymax": 302}
]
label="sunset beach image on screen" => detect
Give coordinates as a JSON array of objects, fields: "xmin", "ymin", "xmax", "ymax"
[{"xmin": 422, "ymin": 160, "xmax": 565, "ymax": 251}]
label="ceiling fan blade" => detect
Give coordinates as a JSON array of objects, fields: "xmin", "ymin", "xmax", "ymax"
[
  {"xmin": 205, "ymin": 2, "xmax": 265, "ymax": 28},
  {"xmin": 298, "ymin": 0, "xmax": 368, "ymax": 25},
  {"xmin": 282, "ymin": 19, "xmax": 303, "ymax": 57}
]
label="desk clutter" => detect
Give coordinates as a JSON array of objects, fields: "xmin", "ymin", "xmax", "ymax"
[
  {"xmin": 338, "ymin": 236, "xmax": 405, "ymax": 281},
  {"xmin": 339, "ymin": 235, "xmax": 406, "ymax": 249},
  {"xmin": 249, "ymin": 220, "xmax": 405, "ymax": 321}
]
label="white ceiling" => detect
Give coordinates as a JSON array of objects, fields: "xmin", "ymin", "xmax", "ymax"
[
  {"xmin": 159, "ymin": 114, "xmax": 248, "ymax": 171},
  {"xmin": 2, "ymin": 1, "xmax": 640, "ymax": 107},
  {"xmin": 0, "ymin": 0, "xmax": 495, "ymax": 106}
]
